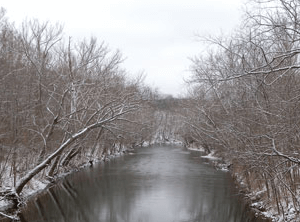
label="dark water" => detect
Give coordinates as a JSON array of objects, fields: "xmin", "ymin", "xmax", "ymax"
[{"xmin": 20, "ymin": 145, "xmax": 257, "ymax": 222}]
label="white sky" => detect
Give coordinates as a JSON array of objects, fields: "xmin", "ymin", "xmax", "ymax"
[{"xmin": 1, "ymin": 0, "xmax": 244, "ymax": 97}]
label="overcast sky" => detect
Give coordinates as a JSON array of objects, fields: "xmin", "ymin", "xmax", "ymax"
[{"xmin": 1, "ymin": 0, "xmax": 244, "ymax": 96}]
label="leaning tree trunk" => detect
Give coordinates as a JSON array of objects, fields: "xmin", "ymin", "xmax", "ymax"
[
  {"xmin": 14, "ymin": 108, "xmax": 132, "ymax": 195},
  {"xmin": 15, "ymin": 125, "xmax": 94, "ymax": 195}
]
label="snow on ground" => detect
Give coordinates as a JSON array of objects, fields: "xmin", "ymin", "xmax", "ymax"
[
  {"xmin": 0, "ymin": 147, "xmax": 129, "ymax": 211},
  {"xmin": 200, "ymin": 152, "xmax": 222, "ymax": 160},
  {"xmin": 250, "ymin": 198, "xmax": 298, "ymax": 222},
  {"xmin": 154, "ymin": 138, "xmax": 183, "ymax": 145},
  {"xmin": 0, "ymin": 199, "xmax": 10, "ymax": 211},
  {"xmin": 188, "ymin": 148, "xmax": 298, "ymax": 222},
  {"xmin": 0, "ymin": 168, "xmax": 50, "ymax": 211},
  {"xmin": 3, "ymin": 142, "xmax": 296, "ymax": 222},
  {"xmin": 235, "ymin": 172, "xmax": 299, "ymax": 222},
  {"xmin": 21, "ymin": 178, "xmax": 48, "ymax": 197},
  {"xmin": 187, "ymin": 146, "xmax": 205, "ymax": 152}
]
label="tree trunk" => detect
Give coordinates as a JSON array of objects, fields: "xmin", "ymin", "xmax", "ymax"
[{"xmin": 15, "ymin": 126, "xmax": 90, "ymax": 194}]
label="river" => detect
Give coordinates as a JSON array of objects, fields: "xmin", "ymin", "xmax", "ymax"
[{"xmin": 19, "ymin": 145, "xmax": 261, "ymax": 222}]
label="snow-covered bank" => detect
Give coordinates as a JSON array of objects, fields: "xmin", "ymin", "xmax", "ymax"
[
  {"xmin": 234, "ymin": 174, "xmax": 299, "ymax": 222},
  {"xmin": 0, "ymin": 147, "xmax": 132, "ymax": 220},
  {"xmin": 0, "ymin": 167, "xmax": 49, "ymax": 213},
  {"xmin": 186, "ymin": 146, "xmax": 205, "ymax": 152},
  {"xmin": 186, "ymin": 147, "xmax": 277, "ymax": 221},
  {"xmin": 187, "ymin": 147, "xmax": 230, "ymax": 171}
]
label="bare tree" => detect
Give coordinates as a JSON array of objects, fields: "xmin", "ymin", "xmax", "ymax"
[
  {"xmin": 181, "ymin": 0, "xmax": 300, "ymax": 217},
  {"xmin": 0, "ymin": 16, "xmax": 156, "ymax": 211}
]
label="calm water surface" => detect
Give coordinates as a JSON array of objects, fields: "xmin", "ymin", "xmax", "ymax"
[{"xmin": 20, "ymin": 145, "xmax": 254, "ymax": 222}]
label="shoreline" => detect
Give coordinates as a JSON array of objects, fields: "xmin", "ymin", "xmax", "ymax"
[
  {"xmin": 187, "ymin": 146, "xmax": 274, "ymax": 222},
  {"xmin": 0, "ymin": 147, "xmax": 133, "ymax": 221},
  {"xmin": 1, "ymin": 143, "xmax": 281, "ymax": 222}
]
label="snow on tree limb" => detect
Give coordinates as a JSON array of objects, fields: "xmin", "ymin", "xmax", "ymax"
[{"xmin": 14, "ymin": 106, "xmax": 137, "ymax": 195}]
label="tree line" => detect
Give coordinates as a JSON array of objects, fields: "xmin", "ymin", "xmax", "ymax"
[
  {"xmin": 179, "ymin": 0, "xmax": 300, "ymax": 218},
  {"xmin": 0, "ymin": 8, "xmax": 158, "ymax": 203},
  {"xmin": 3, "ymin": 0, "xmax": 300, "ymax": 219}
]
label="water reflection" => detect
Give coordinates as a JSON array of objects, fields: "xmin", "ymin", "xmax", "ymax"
[{"xmin": 21, "ymin": 145, "xmax": 253, "ymax": 222}]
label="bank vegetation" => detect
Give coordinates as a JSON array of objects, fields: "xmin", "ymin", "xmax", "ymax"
[
  {"xmin": 0, "ymin": 8, "xmax": 158, "ymax": 215},
  {"xmin": 178, "ymin": 0, "xmax": 300, "ymax": 221}
]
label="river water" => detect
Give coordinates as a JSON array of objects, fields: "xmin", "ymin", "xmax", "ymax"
[{"xmin": 20, "ymin": 145, "xmax": 258, "ymax": 222}]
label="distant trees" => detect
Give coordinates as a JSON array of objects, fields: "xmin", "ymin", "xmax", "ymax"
[
  {"xmin": 0, "ymin": 9, "xmax": 157, "ymax": 201},
  {"xmin": 180, "ymin": 0, "xmax": 300, "ymax": 217},
  {"xmin": 151, "ymin": 95, "xmax": 184, "ymax": 143}
]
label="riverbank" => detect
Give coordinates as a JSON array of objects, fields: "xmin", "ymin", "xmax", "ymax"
[
  {"xmin": 186, "ymin": 146, "xmax": 297, "ymax": 222},
  {"xmin": 0, "ymin": 146, "xmax": 134, "ymax": 221},
  {"xmin": 1, "ymin": 143, "xmax": 284, "ymax": 222},
  {"xmin": 15, "ymin": 144, "xmax": 254, "ymax": 222},
  {"xmin": 231, "ymin": 170, "xmax": 298, "ymax": 222}
]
